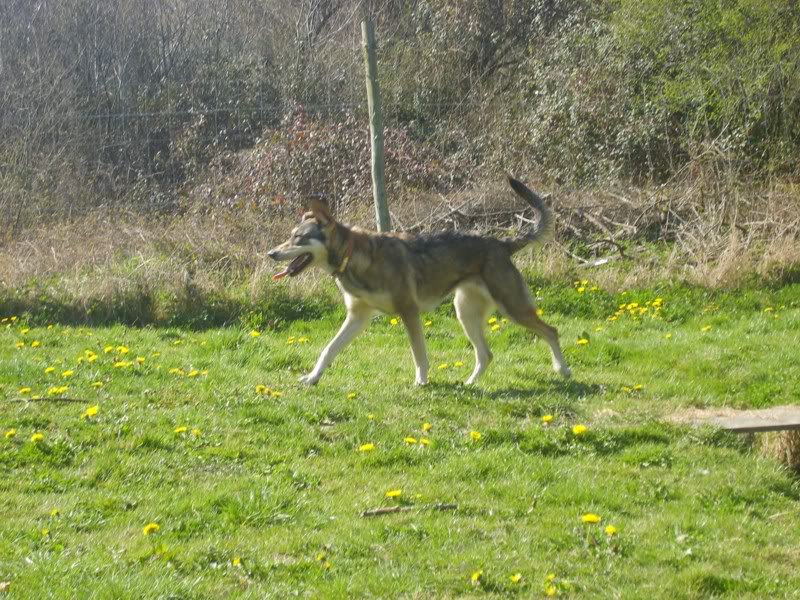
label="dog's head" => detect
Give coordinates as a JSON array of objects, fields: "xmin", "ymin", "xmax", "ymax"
[{"xmin": 268, "ymin": 200, "xmax": 336, "ymax": 279}]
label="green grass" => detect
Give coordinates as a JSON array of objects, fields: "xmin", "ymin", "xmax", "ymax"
[{"xmin": 1, "ymin": 277, "xmax": 800, "ymax": 598}]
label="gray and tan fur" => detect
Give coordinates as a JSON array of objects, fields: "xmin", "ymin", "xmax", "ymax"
[{"xmin": 267, "ymin": 175, "xmax": 571, "ymax": 386}]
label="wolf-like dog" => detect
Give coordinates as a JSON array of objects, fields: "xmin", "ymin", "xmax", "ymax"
[{"xmin": 267, "ymin": 176, "xmax": 571, "ymax": 386}]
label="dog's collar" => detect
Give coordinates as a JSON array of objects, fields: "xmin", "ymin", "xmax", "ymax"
[{"xmin": 338, "ymin": 232, "xmax": 354, "ymax": 273}]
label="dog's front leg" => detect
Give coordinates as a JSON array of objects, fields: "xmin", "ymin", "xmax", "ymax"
[
  {"xmin": 299, "ymin": 306, "xmax": 373, "ymax": 385},
  {"xmin": 401, "ymin": 311, "xmax": 429, "ymax": 386}
]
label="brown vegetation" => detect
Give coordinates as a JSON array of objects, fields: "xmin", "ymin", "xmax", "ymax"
[{"xmin": 1, "ymin": 0, "xmax": 799, "ymax": 323}]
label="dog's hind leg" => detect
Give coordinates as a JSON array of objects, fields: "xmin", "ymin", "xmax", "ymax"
[
  {"xmin": 485, "ymin": 267, "xmax": 571, "ymax": 379},
  {"xmin": 300, "ymin": 303, "xmax": 374, "ymax": 385},
  {"xmin": 400, "ymin": 309, "xmax": 430, "ymax": 385},
  {"xmin": 454, "ymin": 280, "xmax": 494, "ymax": 385}
]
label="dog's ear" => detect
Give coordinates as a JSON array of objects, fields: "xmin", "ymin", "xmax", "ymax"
[{"xmin": 309, "ymin": 199, "xmax": 335, "ymax": 227}]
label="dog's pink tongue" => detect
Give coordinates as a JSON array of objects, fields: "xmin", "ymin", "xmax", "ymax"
[{"xmin": 272, "ymin": 268, "xmax": 290, "ymax": 281}]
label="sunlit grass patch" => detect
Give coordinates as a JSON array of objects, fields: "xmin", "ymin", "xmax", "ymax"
[{"xmin": 0, "ymin": 281, "xmax": 799, "ymax": 596}]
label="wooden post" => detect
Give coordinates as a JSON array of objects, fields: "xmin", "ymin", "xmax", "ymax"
[{"xmin": 361, "ymin": 19, "xmax": 391, "ymax": 232}]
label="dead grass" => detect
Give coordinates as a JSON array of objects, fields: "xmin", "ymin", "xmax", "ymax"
[
  {"xmin": 1, "ymin": 179, "xmax": 799, "ymax": 326},
  {"xmin": 761, "ymin": 431, "xmax": 800, "ymax": 472}
]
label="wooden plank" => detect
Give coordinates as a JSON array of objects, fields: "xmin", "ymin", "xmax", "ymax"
[
  {"xmin": 673, "ymin": 406, "xmax": 800, "ymax": 433},
  {"xmin": 713, "ymin": 418, "xmax": 800, "ymax": 433}
]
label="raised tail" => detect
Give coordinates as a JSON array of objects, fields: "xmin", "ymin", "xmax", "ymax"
[{"xmin": 505, "ymin": 174, "xmax": 554, "ymax": 254}]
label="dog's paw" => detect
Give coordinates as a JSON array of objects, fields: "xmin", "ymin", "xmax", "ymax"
[
  {"xmin": 299, "ymin": 373, "xmax": 321, "ymax": 385},
  {"xmin": 415, "ymin": 378, "xmax": 428, "ymax": 386},
  {"xmin": 555, "ymin": 364, "xmax": 572, "ymax": 379}
]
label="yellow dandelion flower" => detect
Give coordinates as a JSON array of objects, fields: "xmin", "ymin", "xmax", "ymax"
[
  {"xmin": 82, "ymin": 405, "xmax": 99, "ymax": 418},
  {"xmin": 151, "ymin": 351, "xmax": 161, "ymax": 357},
  {"xmin": 250, "ymin": 330, "xmax": 261, "ymax": 337},
  {"xmin": 471, "ymin": 570, "xmax": 482, "ymax": 584},
  {"xmin": 31, "ymin": 432, "xmax": 45, "ymax": 443},
  {"xmin": 581, "ymin": 513, "xmax": 602, "ymax": 524},
  {"xmin": 605, "ymin": 524, "xmax": 618, "ymax": 536},
  {"xmin": 491, "ymin": 324, "xmax": 501, "ymax": 332},
  {"xmin": 174, "ymin": 426, "xmax": 188, "ymax": 434},
  {"xmin": 453, "ymin": 361, "xmax": 464, "ymax": 367},
  {"xmin": 271, "ymin": 390, "xmax": 283, "ymax": 397},
  {"xmin": 572, "ymin": 424, "xmax": 588, "ymax": 436},
  {"xmin": 764, "ymin": 307, "xmax": 774, "ymax": 313},
  {"xmin": 136, "ymin": 356, "xmax": 145, "ymax": 364},
  {"xmin": 31, "ymin": 340, "xmax": 41, "ymax": 348},
  {"xmin": 633, "ymin": 384, "xmax": 643, "ymax": 391},
  {"xmin": 470, "ymin": 430, "xmax": 481, "ymax": 442},
  {"xmin": 367, "ymin": 413, "xmax": 375, "ymax": 420},
  {"xmin": 347, "ymin": 392, "xmax": 357, "ymax": 400},
  {"xmin": 255, "ymin": 384, "xmax": 268, "ymax": 394},
  {"xmin": 420, "ymin": 437, "xmax": 431, "ymax": 447},
  {"xmin": 487, "ymin": 317, "xmax": 498, "ymax": 325},
  {"xmin": 187, "ymin": 369, "xmax": 200, "ymax": 377},
  {"xmin": 172, "ymin": 340, "xmax": 183, "ymax": 346},
  {"xmin": 577, "ymin": 286, "xmax": 586, "ymax": 293},
  {"xmin": 103, "ymin": 345, "xmax": 114, "ymax": 353},
  {"xmin": 19, "ymin": 387, "xmax": 32, "ymax": 395},
  {"xmin": 232, "ymin": 557, "xmax": 241, "ymax": 567},
  {"xmin": 143, "ymin": 522, "xmax": 160, "ymax": 535},
  {"xmin": 117, "ymin": 346, "xmax": 129, "ymax": 354},
  {"xmin": 168, "ymin": 368, "xmax": 185, "ymax": 376},
  {"xmin": 424, "ymin": 320, "xmax": 433, "ymax": 327},
  {"xmin": 21, "ymin": 327, "xmax": 30, "ymax": 334},
  {"xmin": 191, "ymin": 428, "xmax": 202, "ymax": 436},
  {"xmin": 91, "ymin": 381, "xmax": 104, "ymax": 388},
  {"xmin": 545, "ymin": 584, "xmax": 557, "ymax": 596},
  {"xmin": 297, "ymin": 336, "xmax": 309, "ymax": 343},
  {"xmin": 576, "ymin": 338, "xmax": 589, "ymax": 346},
  {"xmin": 14, "ymin": 341, "xmax": 24, "ymax": 349},
  {"xmin": 701, "ymin": 325, "xmax": 712, "ymax": 332},
  {"xmin": 541, "ymin": 414, "xmax": 554, "ymax": 424},
  {"xmin": 422, "ymin": 422, "xmax": 433, "ymax": 432},
  {"xmin": 358, "ymin": 443, "xmax": 376, "ymax": 452},
  {"xmin": 385, "ymin": 489, "xmax": 402, "ymax": 498},
  {"xmin": 5, "ymin": 429, "xmax": 17, "ymax": 439},
  {"xmin": 113, "ymin": 361, "xmax": 131, "ymax": 368},
  {"xmin": 403, "ymin": 436, "xmax": 418, "ymax": 445},
  {"xmin": 664, "ymin": 333, "xmax": 673, "ymax": 339},
  {"xmin": 437, "ymin": 363, "xmax": 449, "ymax": 370},
  {"xmin": 510, "ymin": 573, "xmax": 523, "ymax": 584},
  {"xmin": 389, "ymin": 317, "xmax": 399, "ymax": 326},
  {"xmin": 536, "ymin": 308, "xmax": 544, "ymax": 316},
  {"xmin": 50, "ymin": 508, "xmax": 59, "ymax": 517}
]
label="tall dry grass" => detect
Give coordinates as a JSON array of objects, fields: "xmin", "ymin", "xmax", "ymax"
[{"xmin": 2, "ymin": 178, "xmax": 799, "ymax": 327}]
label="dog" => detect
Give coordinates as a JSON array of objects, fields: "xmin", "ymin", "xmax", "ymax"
[{"xmin": 267, "ymin": 175, "xmax": 571, "ymax": 386}]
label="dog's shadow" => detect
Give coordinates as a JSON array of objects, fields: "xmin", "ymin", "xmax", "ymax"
[
  {"xmin": 490, "ymin": 378, "xmax": 602, "ymax": 400},
  {"xmin": 423, "ymin": 378, "xmax": 602, "ymax": 402}
]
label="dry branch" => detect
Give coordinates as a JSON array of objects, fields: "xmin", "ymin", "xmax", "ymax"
[{"xmin": 361, "ymin": 503, "xmax": 458, "ymax": 518}]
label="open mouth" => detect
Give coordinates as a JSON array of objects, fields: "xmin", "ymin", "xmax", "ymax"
[{"xmin": 272, "ymin": 253, "xmax": 313, "ymax": 281}]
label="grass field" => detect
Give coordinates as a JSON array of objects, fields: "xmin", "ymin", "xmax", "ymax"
[{"xmin": 2, "ymin": 275, "xmax": 800, "ymax": 598}]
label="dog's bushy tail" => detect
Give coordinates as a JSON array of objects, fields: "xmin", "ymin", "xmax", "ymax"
[{"xmin": 505, "ymin": 175, "xmax": 554, "ymax": 254}]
